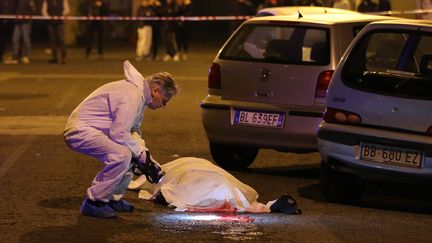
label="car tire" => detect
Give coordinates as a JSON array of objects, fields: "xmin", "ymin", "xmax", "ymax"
[
  {"xmin": 319, "ymin": 161, "xmax": 364, "ymax": 204},
  {"xmin": 209, "ymin": 142, "xmax": 258, "ymax": 170}
]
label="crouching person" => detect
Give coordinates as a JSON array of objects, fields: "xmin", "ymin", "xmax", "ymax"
[{"xmin": 63, "ymin": 60, "xmax": 180, "ymax": 218}]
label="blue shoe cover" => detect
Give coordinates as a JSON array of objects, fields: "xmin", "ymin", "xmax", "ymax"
[
  {"xmin": 80, "ymin": 197, "xmax": 117, "ymax": 218},
  {"xmin": 108, "ymin": 199, "xmax": 135, "ymax": 213}
]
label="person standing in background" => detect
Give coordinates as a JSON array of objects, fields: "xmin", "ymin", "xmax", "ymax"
[
  {"xmin": 332, "ymin": 0, "xmax": 352, "ymax": 10},
  {"xmin": 85, "ymin": 0, "xmax": 108, "ymax": 60},
  {"xmin": 357, "ymin": 0, "xmax": 378, "ymax": 13},
  {"xmin": 161, "ymin": 0, "xmax": 180, "ymax": 62},
  {"xmin": 149, "ymin": 0, "xmax": 162, "ymax": 61},
  {"xmin": 230, "ymin": 0, "xmax": 255, "ymax": 34},
  {"xmin": 4, "ymin": 0, "xmax": 36, "ymax": 64},
  {"xmin": 299, "ymin": 0, "xmax": 323, "ymax": 6},
  {"xmin": 136, "ymin": 0, "xmax": 154, "ymax": 62},
  {"xmin": 175, "ymin": 0, "xmax": 192, "ymax": 61},
  {"xmin": 0, "ymin": 0, "xmax": 16, "ymax": 63},
  {"xmin": 378, "ymin": 0, "xmax": 391, "ymax": 12},
  {"xmin": 42, "ymin": 0, "xmax": 70, "ymax": 64},
  {"xmin": 258, "ymin": 0, "xmax": 280, "ymax": 9},
  {"xmin": 280, "ymin": 0, "xmax": 299, "ymax": 6},
  {"xmin": 417, "ymin": 0, "xmax": 432, "ymax": 20}
]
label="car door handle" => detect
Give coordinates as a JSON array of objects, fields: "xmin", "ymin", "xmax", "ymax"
[{"xmin": 255, "ymin": 91, "xmax": 274, "ymax": 97}]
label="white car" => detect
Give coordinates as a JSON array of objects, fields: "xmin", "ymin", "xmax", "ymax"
[
  {"xmin": 200, "ymin": 12, "xmax": 395, "ymax": 170},
  {"xmin": 318, "ymin": 19, "xmax": 432, "ymax": 203}
]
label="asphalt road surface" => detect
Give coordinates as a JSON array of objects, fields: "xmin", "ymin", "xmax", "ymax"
[{"xmin": 1, "ymin": 44, "xmax": 432, "ymax": 243}]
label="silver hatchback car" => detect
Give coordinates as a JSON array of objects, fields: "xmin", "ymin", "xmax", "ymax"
[
  {"xmin": 318, "ymin": 19, "xmax": 432, "ymax": 204},
  {"xmin": 201, "ymin": 12, "xmax": 394, "ymax": 170}
]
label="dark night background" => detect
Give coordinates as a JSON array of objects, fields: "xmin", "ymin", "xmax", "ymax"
[
  {"xmin": 29, "ymin": 0, "xmax": 262, "ymax": 46},
  {"xmin": 19, "ymin": 0, "xmax": 413, "ymax": 47}
]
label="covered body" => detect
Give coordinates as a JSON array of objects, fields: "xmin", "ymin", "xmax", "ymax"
[{"xmin": 128, "ymin": 157, "xmax": 273, "ymax": 212}]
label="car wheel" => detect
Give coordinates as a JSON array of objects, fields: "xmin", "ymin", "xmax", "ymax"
[
  {"xmin": 209, "ymin": 142, "xmax": 258, "ymax": 170},
  {"xmin": 319, "ymin": 161, "xmax": 364, "ymax": 204}
]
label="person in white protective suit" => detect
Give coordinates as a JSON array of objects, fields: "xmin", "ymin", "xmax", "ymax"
[
  {"xmin": 128, "ymin": 157, "xmax": 302, "ymax": 214},
  {"xmin": 63, "ymin": 60, "xmax": 180, "ymax": 218}
]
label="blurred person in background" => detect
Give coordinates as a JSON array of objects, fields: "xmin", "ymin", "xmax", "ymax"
[
  {"xmin": 42, "ymin": 0, "xmax": 70, "ymax": 64},
  {"xmin": 230, "ymin": 0, "xmax": 255, "ymax": 34},
  {"xmin": 175, "ymin": 0, "xmax": 192, "ymax": 61},
  {"xmin": 301, "ymin": 0, "xmax": 324, "ymax": 6},
  {"xmin": 258, "ymin": 0, "xmax": 281, "ymax": 10},
  {"xmin": 281, "ymin": 0, "xmax": 300, "ymax": 5},
  {"xmin": 4, "ymin": 0, "xmax": 36, "ymax": 64},
  {"xmin": 357, "ymin": 0, "xmax": 378, "ymax": 13},
  {"xmin": 136, "ymin": 0, "xmax": 155, "ymax": 62},
  {"xmin": 332, "ymin": 0, "xmax": 351, "ymax": 9},
  {"xmin": 0, "ymin": 0, "xmax": 16, "ymax": 63},
  {"xmin": 161, "ymin": 0, "xmax": 180, "ymax": 62},
  {"xmin": 378, "ymin": 0, "xmax": 391, "ymax": 12},
  {"xmin": 149, "ymin": 0, "xmax": 162, "ymax": 61},
  {"xmin": 85, "ymin": 0, "xmax": 108, "ymax": 60},
  {"xmin": 417, "ymin": 0, "xmax": 432, "ymax": 20}
]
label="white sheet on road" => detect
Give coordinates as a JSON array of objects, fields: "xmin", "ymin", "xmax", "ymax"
[{"xmin": 128, "ymin": 157, "xmax": 274, "ymax": 213}]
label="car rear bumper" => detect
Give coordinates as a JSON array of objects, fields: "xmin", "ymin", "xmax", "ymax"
[
  {"xmin": 200, "ymin": 95, "xmax": 323, "ymax": 152},
  {"xmin": 318, "ymin": 122, "xmax": 432, "ymax": 181}
]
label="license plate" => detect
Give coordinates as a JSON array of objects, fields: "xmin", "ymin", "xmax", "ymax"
[
  {"xmin": 233, "ymin": 110, "xmax": 285, "ymax": 128},
  {"xmin": 360, "ymin": 142, "xmax": 422, "ymax": 168}
]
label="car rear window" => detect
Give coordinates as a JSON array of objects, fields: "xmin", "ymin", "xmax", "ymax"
[
  {"xmin": 342, "ymin": 29, "xmax": 432, "ymax": 100},
  {"xmin": 220, "ymin": 23, "xmax": 330, "ymax": 65}
]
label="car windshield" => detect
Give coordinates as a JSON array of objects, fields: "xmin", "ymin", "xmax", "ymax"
[
  {"xmin": 220, "ymin": 23, "xmax": 329, "ymax": 65},
  {"xmin": 342, "ymin": 29, "xmax": 432, "ymax": 100}
]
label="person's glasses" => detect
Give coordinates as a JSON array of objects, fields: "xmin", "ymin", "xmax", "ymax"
[
  {"xmin": 157, "ymin": 89, "xmax": 169, "ymax": 107},
  {"xmin": 160, "ymin": 95, "xmax": 167, "ymax": 107}
]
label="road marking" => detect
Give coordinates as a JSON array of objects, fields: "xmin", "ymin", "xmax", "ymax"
[
  {"xmin": 0, "ymin": 115, "xmax": 68, "ymax": 179},
  {"xmin": 55, "ymin": 82, "xmax": 80, "ymax": 110},
  {"xmin": 0, "ymin": 72, "xmax": 19, "ymax": 82},
  {"xmin": 0, "ymin": 116, "xmax": 69, "ymax": 135},
  {"xmin": 0, "ymin": 135, "xmax": 36, "ymax": 179},
  {"xmin": 0, "ymin": 72, "xmax": 78, "ymax": 178}
]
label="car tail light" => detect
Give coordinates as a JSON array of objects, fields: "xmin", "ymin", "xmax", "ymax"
[
  {"xmin": 314, "ymin": 70, "xmax": 334, "ymax": 104},
  {"xmin": 427, "ymin": 126, "xmax": 432, "ymax": 135},
  {"xmin": 324, "ymin": 107, "xmax": 361, "ymax": 124},
  {"xmin": 208, "ymin": 63, "xmax": 221, "ymax": 89}
]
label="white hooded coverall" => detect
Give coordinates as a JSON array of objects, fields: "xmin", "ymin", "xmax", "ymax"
[{"xmin": 64, "ymin": 61, "xmax": 152, "ymax": 202}]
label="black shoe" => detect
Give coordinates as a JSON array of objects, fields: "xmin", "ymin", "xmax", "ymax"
[
  {"xmin": 270, "ymin": 194, "xmax": 302, "ymax": 215},
  {"xmin": 152, "ymin": 190, "xmax": 168, "ymax": 206},
  {"xmin": 48, "ymin": 59, "xmax": 58, "ymax": 64}
]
